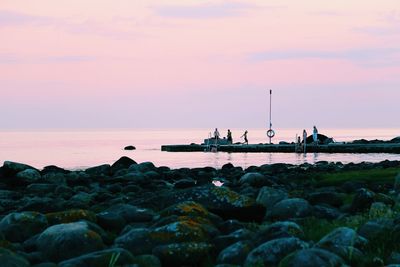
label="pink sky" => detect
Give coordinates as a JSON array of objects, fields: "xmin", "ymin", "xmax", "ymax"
[{"xmin": 1, "ymin": 0, "xmax": 399, "ymax": 129}]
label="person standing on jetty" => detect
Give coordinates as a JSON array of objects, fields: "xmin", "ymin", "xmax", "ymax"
[
  {"xmin": 313, "ymin": 126, "xmax": 319, "ymax": 145},
  {"xmin": 214, "ymin": 128, "xmax": 220, "ymax": 140},
  {"xmin": 302, "ymin": 129, "xmax": 307, "ymax": 153},
  {"xmin": 227, "ymin": 129, "xmax": 233, "ymax": 144},
  {"xmin": 241, "ymin": 130, "xmax": 248, "ymax": 145}
]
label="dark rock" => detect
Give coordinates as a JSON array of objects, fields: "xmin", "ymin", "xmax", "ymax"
[
  {"xmin": 114, "ymin": 228, "xmax": 153, "ymax": 255},
  {"xmin": 217, "ymin": 219, "xmax": 246, "ymax": 235},
  {"xmin": 217, "ymin": 240, "xmax": 253, "ymax": 265},
  {"xmin": 244, "ymin": 237, "xmax": 309, "ymax": 267},
  {"xmin": 0, "ymin": 212, "xmax": 48, "ymax": 242},
  {"xmin": 58, "ymin": 248, "xmax": 135, "ymax": 267},
  {"xmin": 174, "ymin": 178, "xmax": 196, "ymax": 189},
  {"xmin": 45, "ymin": 209, "xmax": 97, "ymax": 225},
  {"xmin": 0, "ymin": 248, "xmax": 30, "ymax": 267},
  {"xmin": 270, "ymin": 198, "xmax": 312, "ymax": 220},
  {"xmin": 26, "ymin": 184, "xmax": 57, "ymax": 195},
  {"xmin": 279, "ymin": 248, "xmax": 346, "ymax": 267},
  {"xmin": 124, "ymin": 145, "xmax": 136, "ymax": 150},
  {"xmin": 110, "ymin": 156, "xmax": 137, "ymax": 174},
  {"xmin": 387, "ymin": 252, "xmax": 400, "ymax": 265},
  {"xmin": 350, "ymin": 188, "xmax": 375, "ymax": 212},
  {"xmin": 102, "ymin": 204, "xmax": 155, "ymax": 224},
  {"xmin": 213, "ymin": 228, "xmax": 254, "ymax": 252},
  {"xmin": 16, "ymin": 169, "xmax": 41, "ymax": 184},
  {"xmin": 256, "ymin": 186, "xmax": 288, "ymax": 210},
  {"xmin": 153, "ymin": 242, "xmax": 213, "ymax": 267},
  {"xmin": 307, "ymin": 191, "xmax": 343, "ymax": 207},
  {"xmin": 313, "ymin": 205, "xmax": 343, "ymax": 220},
  {"xmin": 36, "ymin": 221, "xmax": 105, "ymax": 262},
  {"xmin": 253, "ymin": 221, "xmax": 304, "ymax": 245},
  {"xmin": 41, "ymin": 165, "xmax": 69, "ymax": 175},
  {"xmin": 358, "ymin": 218, "xmax": 393, "ymax": 241},
  {"xmin": 85, "ymin": 164, "xmax": 111, "ymax": 176},
  {"xmin": 239, "ymin": 172, "xmax": 276, "ymax": 187},
  {"xmin": 2, "ymin": 161, "xmax": 37, "ymax": 177},
  {"xmin": 42, "ymin": 172, "xmax": 67, "ymax": 185}
]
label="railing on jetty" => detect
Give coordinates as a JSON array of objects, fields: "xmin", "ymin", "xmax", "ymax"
[{"xmin": 161, "ymin": 143, "xmax": 400, "ymax": 153}]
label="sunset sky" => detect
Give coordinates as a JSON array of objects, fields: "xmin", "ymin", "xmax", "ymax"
[{"xmin": 1, "ymin": 0, "xmax": 399, "ymax": 129}]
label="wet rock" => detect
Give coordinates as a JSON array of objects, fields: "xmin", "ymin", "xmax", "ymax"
[
  {"xmin": 114, "ymin": 228, "xmax": 153, "ymax": 255},
  {"xmin": 244, "ymin": 237, "xmax": 309, "ymax": 267},
  {"xmin": 279, "ymin": 248, "xmax": 346, "ymax": 267},
  {"xmin": 26, "ymin": 184, "xmax": 57, "ymax": 195},
  {"xmin": 358, "ymin": 218, "xmax": 393, "ymax": 241},
  {"xmin": 216, "ymin": 240, "xmax": 253, "ymax": 265},
  {"xmin": 307, "ymin": 191, "xmax": 343, "ymax": 207},
  {"xmin": 36, "ymin": 221, "xmax": 105, "ymax": 262},
  {"xmin": 270, "ymin": 198, "xmax": 312, "ymax": 220},
  {"xmin": 124, "ymin": 145, "xmax": 136, "ymax": 150},
  {"xmin": 213, "ymin": 228, "xmax": 254, "ymax": 252},
  {"xmin": 369, "ymin": 202, "xmax": 393, "ymax": 218},
  {"xmin": 174, "ymin": 178, "xmax": 196, "ymax": 189},
  {"xmin": 0, "ymin": 211, "xmax": 48, "ymax": 242},
  {"xmin": 58, "ymin": 248, "xmax": 134, "ymax": 267},
  {"xmin": 102, "ymin": 204, "xmax": 155, "ymax": 224},
  {"xmin": 153, "ymin": 242, "xmax": 213, "ymax": 267},
  {"xmin": 42, "ymin": 172, "xmax": 67, "ymax": 185},
  {"xmin": 313, "ymin": 205, "xmax": 343, "ymax": 220}
]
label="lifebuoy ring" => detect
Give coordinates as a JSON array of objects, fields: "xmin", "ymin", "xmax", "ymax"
[{"xmin": 267, "ymin": 129, "xmax": 275, "ymax": 138}]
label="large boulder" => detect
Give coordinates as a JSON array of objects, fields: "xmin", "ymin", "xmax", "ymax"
[
  {"xmin": 0, "ymin": 211, "xmax": 48, "ymax": 242},
  {"xmin": 114, "ymin": 228, "xmax": 154, "ymax": 255},
  {"xmin": 279, "ymin": 248, "xmax": 347, "ymax": 267},
  {"xmin": 253, "ymin": 221, "xmax": 304, "ymax": 245},
  {"xmin": 110, "ymin": 156, "xmax": 137, "ymax": 175},
  {"xmin": 16, "ymin": 168, "xmax": 41, "ymax": 184},
  {"xmin": 216, "ymin": 240, "xmax": 253, "ymax": 265},
  {"xmin": 85, "ymin": 164, "xmax": 111, "ymax": 176},
  {"xmin": 256, "ymin": 186, "xmax": 288, "ymax": 210},
  {"xmin": 2, "ymin": 161, "xmax": 37, "ymax": 176},
  {"xmin": 270, "ymin": 198, "xmax": 312, "ymax": 220},
  {"xmin": 58, "ymin": 248, "xmax": 135, "ymax": 267},
  {"xmin": 45, "ymin": 209, "xmax": 97, "ymax": 225},
  {"xmin": 350, "ymin": 188, "xmax": 375, "ymax": 212},
  {"xmin": 239, "ymin": 172, "xmax": 275, "ymax": 187},
  {"xmin": 36, "ymin": 221, "xmax": 105, "ymax": 262},
  {"xmin": 244, "ymin": 237, "xmax": 309, "ymax": 266}
]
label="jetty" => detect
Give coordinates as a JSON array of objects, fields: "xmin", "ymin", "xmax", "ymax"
[{"xmin": 161, "ymin": 143, "xmax": 400, "ymax": 153}]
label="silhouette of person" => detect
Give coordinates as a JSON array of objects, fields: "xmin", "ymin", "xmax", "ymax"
[
  {"xmin": 313, "ymin": 126, "xmax": 319, "ymax": 145},
  {"xmin": 241, "ymin": 130, "xmax": 248, "ymax": 145},
  {"xmin": 214, "ymin": 128, "xmax": 220, "ymax": 140},
  {"xmin": 227, "ymin": 129, "xmax": 233, "ymax": 144}
]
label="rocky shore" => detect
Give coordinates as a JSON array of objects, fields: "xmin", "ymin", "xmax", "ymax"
[{"xmin": 1, "ymin": 158, "xmax": 400, "ymax": 266}]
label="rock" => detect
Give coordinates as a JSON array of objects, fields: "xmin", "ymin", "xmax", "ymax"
[
  {"xmin": 163, "ymin": 185, "xmax": 266, "ymax": 222},
  {"xmin": 45, "ymin": 209, "xmax": 97, "ymax": 225},
  {"xmin": 174, "ymin": 178, "xmax": 196, "ymax": 189},
  {"xmin": 0, "ymin": 211, "xmax": 48, "ymax": 242},
  {"xmin": 16, "ymin": 169, "xmax": 41, "ymax": 184},
  {"xmin": 114, "ymin": 228, "xmax": 154, "ymax": 255},
  {"xmin": 36, "ymin": 221, "xmax": 105, "ymax": 262},
  {"xmin": 2, "ymin": 161, "xmax": 37, "ymax": 176},
  {"xmin": 128, "ymin": 162, "xmax": 156, "ymax": 173},
  {"xmin": 153, "ymin": 242, "xmax": 213, "ymax": 266},
  {"xmin": 0, "ymin": 248, "xmax": 30, "ymax": 267},
  {"xmin": 110, "ymin": 156, "xmax": 137, "ymax": 174},
  {"xmin": 239, "ymin": 172, "xmax": 275, "ymax": 187},
  {"xmin": 256, "ymin": 186, "xmax": 288, "ymax": 210},
  {"xmin": 350, "ymin": 188, "xmax": 375, "ymax": 212},
  {"xmin": 85, "ymin": 164, "xmax": 111, "ymax": 176},
  {"xmin": 253, "ymin": 221, "xmax": 304, "ymax": 245},
  {"xmin": 270, "ymin": 198, "xmax": 312, "ymax": 220},
  {"xmin": 124, "ymin": 145, "xmax": 136, "ymax": 150},
  {"xmin": 102, "ymin": 204, "xmax": 155, "ymax": 224},
  {"xmin": 307, "ymin": 191, "xmax": 343, "ymax": 207},
  {"xmin": 42, "ymin": 172, "xmax": 67, "ymax": 184},
  {"xmin": 213, "ymin": 228, "xmax": 254, "ymax": 252},
  {"xmin": 132, "ymin": 254, "xmax": 161, "ymax": 267},
  {"xmin": 369, "ymin": 202, "xmax": 392, "ymax": 218},
  {"xmin": 279, "ymin": 248, "xmax": 346, "ymax": 267},
  {"xmin": 387, "ymin": 252, "xmax": 400, "ymax": 265},
  {"xmin": 313, "ymin": 205, "xmax": 343, "ymax": 220},
  {"xmin": 316, "ymin": 227, "xmax": 368, "ymax": 263},
  {"xmin": 244, "ymin": 237, "xmax": 309, "ymax": 267},
  {"xmin": 58, "ymin": 248, "xmax": 135, "ymax": 267},
  {"xmin": 41, "ymin": 165, "xmax": 69, "ymax": 175},
  {"xmin": 358, "ymin": 218, "xmax": 393, "ymax": 241},
  {"xmin": 217, "ymin": 240, "xmax": 253, "ymax": 265},
  {"xmin": 26, "ymin": 184, "xmax": 57, "ymax": 195}
]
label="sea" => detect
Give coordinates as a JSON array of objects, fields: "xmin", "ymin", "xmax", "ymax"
[{"xmin": 1, "ymin": 128, "xmax": 400, "ymax": 170}]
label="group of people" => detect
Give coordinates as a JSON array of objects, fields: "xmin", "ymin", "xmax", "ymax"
[
  {"xmin": 297, "ymin": 126, "xmax": 319, "ymax": 146},
  {"xmin": 213, "ymin": 128, "xmax": 248, "ymax": 145}
]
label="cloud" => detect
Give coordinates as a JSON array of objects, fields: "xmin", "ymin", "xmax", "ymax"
[
  {"xmin": 0, "ymin": 53, "xmax": 96, "ymax": 64},
  {"xmin": 0, "ymin": 10, "xmax": 54, "ymax": 26},
  {"xmin": 353, "ymin": 9, "xmax": 400, "ymax": 36},
  {"xmin": 152, "ymin": 2, "xmax": 265, "ymax": 19},
  {"xmin": 248, "ymin": 47, "xmax": 400, "ymax": 67}
]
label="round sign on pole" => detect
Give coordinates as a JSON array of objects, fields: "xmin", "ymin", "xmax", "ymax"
[{"xmin": 267, "ymin": 129, "xmax": 275, "ymax": 138}]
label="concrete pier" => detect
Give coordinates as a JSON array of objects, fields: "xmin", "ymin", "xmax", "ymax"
[{"xmin": 161, "ymin": 143, "xmax": 400, "ymax": 153}]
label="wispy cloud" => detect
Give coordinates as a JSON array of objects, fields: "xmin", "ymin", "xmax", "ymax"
[
  {"xmin": 248, "ymin": 48, "xmax": 400, "ymax": 67},
  {"xmin": 0, "ymin": 53, "xmax": 96, "ymax": 64},
  {"xmin": 353, "ymin": 9, "xmax": 400, "ymax": 36},
  {"xmin": 152, "ymin": 2, "xmax": 269, "ymax": 19},
  {"xmin": 0, "ymin": 10, "xmax": 140, "ymax": 39}
]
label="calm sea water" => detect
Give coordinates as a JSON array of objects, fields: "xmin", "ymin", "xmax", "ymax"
[{"xmin": 0, "ymin": 128, "xmax": 400, "ymax": 170}]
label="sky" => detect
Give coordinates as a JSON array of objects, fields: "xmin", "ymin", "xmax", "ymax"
[{"xmin": 1, "ymin": 0, "xmax": 400, "ymax": 129}]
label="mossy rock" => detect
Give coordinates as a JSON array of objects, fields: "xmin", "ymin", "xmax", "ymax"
[
  {"xmin": 153, "ymin": 242, "xmax": 213, "ymax": 266},
  {"xmin": 46, "ymin": 209, "xmax": 97, "ymax": 225}
]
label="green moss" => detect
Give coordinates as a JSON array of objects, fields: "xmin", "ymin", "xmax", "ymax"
[{"xmin": 313, "ymin": 167, "xmax": 400, "ymax": 187}]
